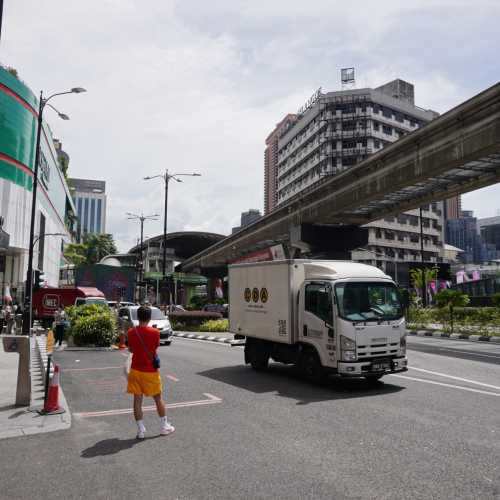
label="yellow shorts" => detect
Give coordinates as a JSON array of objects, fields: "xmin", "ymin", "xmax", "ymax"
[{"xmin": 127, "ymin": 368, "xmax": 162, "ymax": 397}]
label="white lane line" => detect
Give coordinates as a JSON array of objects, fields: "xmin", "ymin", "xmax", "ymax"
[
  {"xmin": 409, "ymin": 367, "xmax": 500, "ymax": 390},
  {"xmin": 174, "ymin": 336, "xmax": 237, "ymax": 347},
  {"xmin": 390, "ymin": 374, "xmax": 500, "ymax": 397},
  {"xmin": 75, "ymin": 393, "xmax": 222, "ymax": 418},
  {"xmin": 166, "ymin": 374, "xmax": 179, "ymax": 382},
  {"xmin": 412, "ymin": 345, "xmax": 500, "ymax": 359}
]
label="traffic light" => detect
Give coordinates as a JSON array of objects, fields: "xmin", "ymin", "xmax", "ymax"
[{"xmin": 33, "ymin": 270, "xmax": 45, "ymax": 291}]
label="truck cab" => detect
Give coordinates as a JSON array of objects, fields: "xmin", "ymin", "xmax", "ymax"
[{"xmin": 298, "ymin": 277, "xmax": 406, "ymax": 380}]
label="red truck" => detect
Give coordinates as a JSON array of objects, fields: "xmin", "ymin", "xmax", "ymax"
[{"xmin": 33, "ymin": 287, "xmax": 107, "ymax": 326}]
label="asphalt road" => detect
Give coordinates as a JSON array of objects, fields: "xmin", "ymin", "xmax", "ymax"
[{"xmin": 0, "ymin": 336, "xmax": 498, "ymax": 500}]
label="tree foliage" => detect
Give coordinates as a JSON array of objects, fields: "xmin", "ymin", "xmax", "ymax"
[
  {"xmin": 409, "ymin": 267, "xmax": 438, "ymax": 291},
  {"xmin": 64, "ymin": 234, "xmax": 118, "ymax": 266},
  {"xmin": 434, "ymin": 289, "xmax": 470, "ymax": 333}
]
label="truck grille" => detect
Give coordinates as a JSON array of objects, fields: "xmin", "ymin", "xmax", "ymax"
[{"xmin": 357, "ymin": 342, "xmax": 399, "ymax": 358}]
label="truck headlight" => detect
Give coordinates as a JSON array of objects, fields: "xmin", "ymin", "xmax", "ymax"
[
  {"xmin": 340, "ymin": 335, "xmax": 357, "ymax": 361},
  {"xmin": 342, "ymin": 350, "xmax": 357, "ymax": 361},
  {"xmin": 340, "ymin": 335, "xmax": 356, "ymax": 350}
]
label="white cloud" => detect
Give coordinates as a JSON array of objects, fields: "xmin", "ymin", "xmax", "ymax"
[{"xmin": 2, "ymin": 0, "xmax": 500, "ymax": 251}]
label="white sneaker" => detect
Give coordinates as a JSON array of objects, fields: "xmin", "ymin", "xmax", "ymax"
[
  {"xmin": 160, "ymin": 422, "xmax": 175, "ymax": 436},
  {"xmin": 136, "ymin": 428, "xmax": 146, "ymax": 439}
]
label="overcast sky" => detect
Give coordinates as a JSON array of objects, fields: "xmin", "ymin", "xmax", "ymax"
[{"xmin": 2, "ymin": 0, "xmax": 499, "ymax": 251}]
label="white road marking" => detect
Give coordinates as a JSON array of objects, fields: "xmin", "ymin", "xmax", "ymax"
[
  {"xmin": 409, "ymin": 367, "xmax": 500, "ymax": 390},
  {"xmin": 174, "ymin": 336, "xmax": 237, "ymax": 347},
  {"xmin": 390, "ymin": 374, "xmax": 500, "ymax": 397},
  {"xmin": 75, "ymin": 393, "xmax": 222, "ymax": 418},
  {"xmin": 412, "ymin": 343, "xmax": 500, "ymax": 359},
  {"xmin": 65, "ymin": 366, "xmax": 122, "ymax": 372},
  {"xmin": 166, "ymin": 374, "xmax": 179, "ymax": 382}
]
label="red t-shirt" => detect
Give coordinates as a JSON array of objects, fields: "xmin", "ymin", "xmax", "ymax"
[{"xmin": 128, "ymin": 326, "xmax": 160, "ymax": 372}]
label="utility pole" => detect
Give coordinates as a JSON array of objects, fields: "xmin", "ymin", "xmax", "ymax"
[
  {"xmin": 0, "ymin": 0, "xmax": 4, "ymax": 44},
  {"xmin": 419, "ymin": 206, "xmax": 427, "ymax": 307},
  {"xmin": 162, "ymin": 169, "xmax": 169, "ymax": 278}
]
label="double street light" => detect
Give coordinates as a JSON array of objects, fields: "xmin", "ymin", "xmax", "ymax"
[
  {"xmin": 22, "ymin": 87, "xmax": 86, "ymax": 335},
  {"xmin": 127, "ymin": 213, "xmax": 159, "ymax": 301},
  {"xmin": 143, "ymin": 170, "xmax": 201, "ymax": 279}
]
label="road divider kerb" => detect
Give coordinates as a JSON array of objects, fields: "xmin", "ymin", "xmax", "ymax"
[
  {"xmin": 174, "ymin": 332, "xmax": 235, "ymax": 344},
  {"xmin": 408, "ymin": 330, "xmax": 500, "ymax": 344}
]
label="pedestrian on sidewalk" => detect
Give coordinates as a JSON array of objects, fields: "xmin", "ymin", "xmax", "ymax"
[
  {"xmin": 5, "ymin": 303, "xmax": 14, "ymax": 335},
  {"xmin": 127, "ymin": 305, "xmax": 174, "ymax": 439},
  {"xmin": 0, "ymin": 305, "xmax": 5, "ymax": 334},
  {"xmin": 54, "ymin": 307, "xmax": 66, "ymax": 347}
]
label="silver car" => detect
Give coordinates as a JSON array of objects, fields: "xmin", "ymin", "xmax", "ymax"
[{"xmin": 118, "ymin": 306, "xmax": 173, "ymax": 345}]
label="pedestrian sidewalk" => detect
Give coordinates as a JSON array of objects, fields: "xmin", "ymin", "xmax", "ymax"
[{"xmin": 0, "ymin": 335, "xmax": 71, "ymax": 440}]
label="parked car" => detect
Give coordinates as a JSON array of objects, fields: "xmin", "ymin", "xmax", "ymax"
[
  {"xmin": 202, "ymin": 303, "xmax": 229, "ymax": 318},
  {"xmin": 118, "ymin": 306, "xmax": 173, "ymax": 345}
]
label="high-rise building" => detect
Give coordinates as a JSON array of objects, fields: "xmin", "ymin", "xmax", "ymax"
[
  {"xmin": 69, "ymin": 178, "xmax": 107, "ymax": 241},
  {"xmin": 273, "ymin": 78, "xmax": 444, "ymax": 274},
  {"xmin": 446, "ymin": 210, "xmax": 481, "ymax": 263},
  {"xmin": 478, "ymin": 215, "xmax": 500, "ymax": 259},
  {"xmin": 232, "ymin": 209, "xmax": 263, "ymax": 234},
  {"xmin": 264, "ymin": 114, "xmax": 297, "ymax": 214},
  {"xmin": 444, "ymin": 195, "xmax": 462, "ymax": 220}
]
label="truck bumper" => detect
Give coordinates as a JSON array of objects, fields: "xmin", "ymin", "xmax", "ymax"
[{"xmin": 337, "ymin": 357, "xmax": 408, "ymax": 377}]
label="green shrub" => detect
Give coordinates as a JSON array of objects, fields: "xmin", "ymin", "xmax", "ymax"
[
  {"xmin": 199, "ymin": 319, "xmax": 229, "ymax": 332},
  {"xmin": 169, "ymin": 311, "xmax": 222, "ymax": 329},
  {"xmin": 65, "ymin": 304, "xmax": 116, "ymax": 346},
  {"xmin": 492, "ymin": 293, "xmax": 500, "ymax": 308}
]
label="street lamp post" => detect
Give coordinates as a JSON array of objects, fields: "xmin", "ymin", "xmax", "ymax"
[
  {"xmin": 127, "ymin": 213, "xmax": 159, "ymax": 302},
  {"xmin": 22, "ymin": 87, "xmax": 86, "ymax": 335},
  {"xmin": 144, "ymin": 170, "xmax": 201, "ymax": 280}
]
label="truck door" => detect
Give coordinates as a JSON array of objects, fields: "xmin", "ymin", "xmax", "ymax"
[{"xmin": 299, "ymin": 282, "xmax": 336, "ymax": 368}]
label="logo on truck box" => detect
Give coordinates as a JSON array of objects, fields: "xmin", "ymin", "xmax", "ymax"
[
  {"xmin": 43, "ymin": 295, "xmax": 60, "ymax": 309},
  {"xmin": 244, "ymin": 287, "xmax": 269, "ymax": 304}
]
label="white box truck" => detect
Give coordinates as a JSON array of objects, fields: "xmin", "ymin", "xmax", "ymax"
[{"xmin": 229, "ymin": 260, "xmax": 408, "ymax": 381}]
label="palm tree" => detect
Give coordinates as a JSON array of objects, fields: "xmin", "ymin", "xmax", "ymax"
[{"xmin": 409, "ymin": 267, "xmax": 438, "ymax": 305}]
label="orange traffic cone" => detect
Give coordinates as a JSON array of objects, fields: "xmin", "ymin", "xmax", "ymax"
[
  {"xmin": 39, "ymin": 365, "xmax": 65, "ymax": 415},
  {"xmin": 118, "ymin": 332, "xmax": 127, "ymax": 350}
]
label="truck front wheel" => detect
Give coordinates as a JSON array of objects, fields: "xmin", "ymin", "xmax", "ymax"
[{"xmin": 299, "ymin": 349, "xmax": 324, "ymax": 383}]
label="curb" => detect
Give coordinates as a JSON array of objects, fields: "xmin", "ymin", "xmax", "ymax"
[
  {"xmin": 173, "ymin": 332, "xmax": 243, "ymax": 345},
  {"xmin": 408, "ymin": 330, "xmax": 500, "ymax": 343}
]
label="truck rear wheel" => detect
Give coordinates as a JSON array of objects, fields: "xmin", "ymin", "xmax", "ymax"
[
  {"xmin": 299, "ymin": 349, "xmax": 324, "ymax": 383},
  {"xmin": 247, "ymin": 343, "xmax": 269, "ymax": 371}
]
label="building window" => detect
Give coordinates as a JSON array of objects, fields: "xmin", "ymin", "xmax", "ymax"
[
  {"xmin": 90, "ymin": 199, "xmax": 96, "ymax": 233},
  {"xmin": 382, "ymin": 125, "xmax": 393, "ymax": 135},
  {"xmin": 373, "ymin": 121, "xmax": 380, "ymax": 131},
  {"xmin": 83, "ymin": 198, "xmax": 89, "ymax": 233},
  {"xmin": 395, "ymin": 112, "xmax": 404, "ymax": 123},
  {"xmin": 382, "ymin": 107, "xmax": 393, "ymax": 119},
  {"xmin": 342, "ymin": 140, "xmax": 357, "ymax": 149},
  {"xmin": 374, "ymin": 140, "xmax": 381, "ymax": 148},
  {"xmin": 96, "ymin": 199, "xmax": 102, "ymax": 233}
]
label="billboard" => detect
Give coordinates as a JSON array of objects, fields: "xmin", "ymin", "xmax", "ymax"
[{"xmin": 75, "ymin": 264, "xmax": 135, "ymax": 301}]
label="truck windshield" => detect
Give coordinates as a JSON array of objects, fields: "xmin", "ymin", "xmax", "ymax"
[{"xmin": 335, "ymin": 282, "xmax": 403, "ymax": 322}]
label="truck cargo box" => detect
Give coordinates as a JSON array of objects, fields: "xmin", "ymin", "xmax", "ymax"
[{"xmin": 229, "ymin": 261, "xmax": 304, "ymax": 344}]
